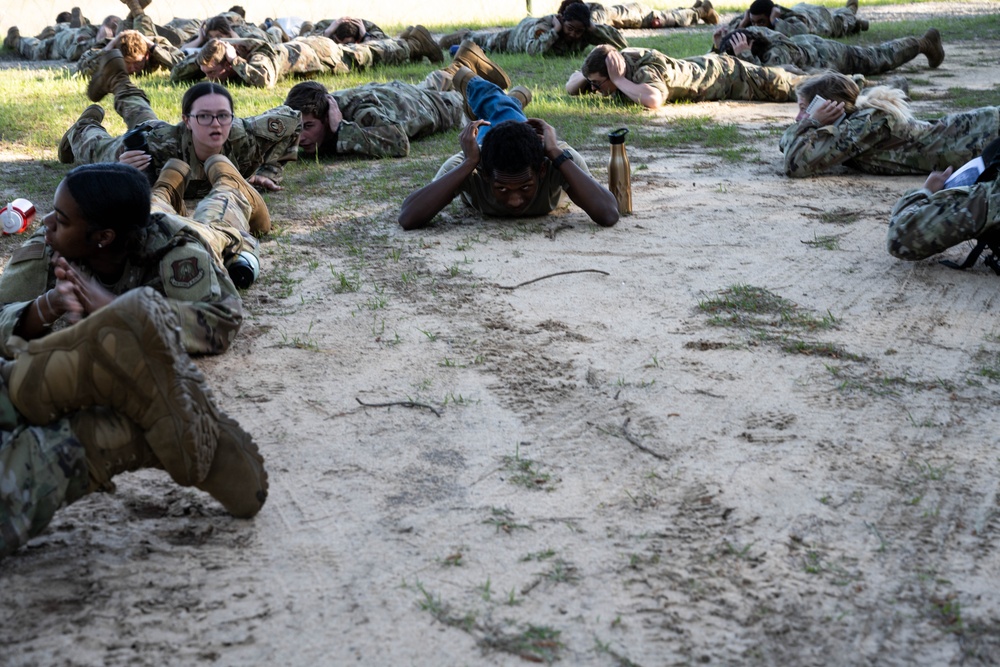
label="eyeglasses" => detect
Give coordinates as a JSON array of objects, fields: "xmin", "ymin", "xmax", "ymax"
[
  {"xmin": 190, "ymin": 112, "xmax": 234, "ymax": 126},
  {"xmin": 586, "ymin": 78, "xmax": 604, "ymax": 92}
]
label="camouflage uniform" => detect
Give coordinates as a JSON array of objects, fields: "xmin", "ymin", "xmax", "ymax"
[
  {"xmin": 467, "ymin": 14, "xmax": 628, "ymax": 56},
  {"xmin": 779, "ymin": 106, "xmax": 1000, "ymax": 177},
  {"xmin": 14, "ymin": 23, "xmax": 99, "ymax": 61},
  {"xmin": 308, "ymin": 18, "xmax": 388, "ymax": 41},
  {"xmin": 170, "ymin": 36, "xmax": 358, "ymax": 87},
  {"xmin": 317, "ymin": 80, "xmax": 464, "ymax": 158},
  {"xmin": 160, "ymin": 17, "xmax": 203, "ymax": 45},
  {"xmin": 728, "ymin": 2, "xmax": 863, "ymax": 38},
  {"xmin": 614, "ymin": 48, "xmax": 797, "ymax": 104},
  {"xmin": 0, "ymin": 189, "xmax": 248, "ymax": 357},
  {"xmin": 887, "ymin": 176, "xmax": 1000, "ymax": 261},
  {"xmin": 0, "ymin": 387, "xmax": 89, "ymax": 559},
  {"xmin": 587, "ymin": 2, "xmax": 700, "ymax": 29},
  {"xmin": 63, "ymin": 76, "xmax": 300, "ymax": 197},
  {"xmin": 76, "ymin": 13, "xmax": 184, "ymax": 76},
  {"xmin": 729, "ymin": 27, "xmax": 926, "ymax": 75}
]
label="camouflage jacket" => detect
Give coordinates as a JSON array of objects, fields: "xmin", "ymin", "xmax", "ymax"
[
  {"xmin": 319, "ymin": 82, "xmax": 459, "ymax": 158},
  {"xmin": 496, "ymin": 14, "xmax": 627, "ymax": 56},
  {"xmin": 171, "ymin": 38, "xmax": 284, "ymax": 87},
  {"xmin": 618, "ymin": 49, "xmax": 768, "ymax": 104},
  {"xmin": 780, "ymin": 106, "xmax": 1000, "ymax": 177},
  {"xmin": 0, "ymin": 217, "xmax": 243, "ymax": 357},
  {"xmin": 728, "ymin": 26, "xmax": 832, "ymax": 69},
  {"xmin": 137, "ymin": 106, "xmax": 300, "ymax": 196}
]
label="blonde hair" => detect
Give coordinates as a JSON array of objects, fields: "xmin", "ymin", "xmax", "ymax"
[
  {"xmin": 856, "ymin": 86, "xmax": 918, "ymax": 128},
  {"xmin": 796, "ymin": 71, "xmax": 921, "ymax": 129}
]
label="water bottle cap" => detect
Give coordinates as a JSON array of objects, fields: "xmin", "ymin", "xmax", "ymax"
[
  {"xmin": 1, "ymin": 207, "xmax": 25, "ymax": 235},
  {"xmin": 608, "ymin": 127, "xmax": 629, "ymax": 145}
]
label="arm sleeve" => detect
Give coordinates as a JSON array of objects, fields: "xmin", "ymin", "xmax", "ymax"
[
  {"xmin": 158, "ymin": 243, "xmax": 243, "ymax": 354},
  {"xmin": 525, "ymin": 19, "xmax": 561, "ymax": 56},
  {"xmin": 336, "ymin": 120, "xmax": 410, "ymax": 158},
  {"xmin": 586, "ymin": 24, "xmax": 628, "ymax": 50},
  {"xmin": 779, "ymin": 114, "xmax": 890, "ymax": 178},
  {"xmin": 244, "ymin": 106, "xmax": 301, "ymax": 185},
  {"xmin": 231, "ymin": 51, "xmax": 279, "ymax": 87},
  {"xmin": 0, "ymin": 237, "xmax": 52, "ymax": 357}
]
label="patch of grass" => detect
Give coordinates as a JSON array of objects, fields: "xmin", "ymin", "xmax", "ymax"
[
  {"xmin": 502, "ymin": 451, "xmax": 555, "ymax": 491},
  {"xmin": 780, "ymin": 339, "xmax": 865, "ymax": 361},
  {"xmin": 698, "ymin": 284, "xmax": 837, "ymax": 331},
  {"xmin": 483, "ymin": 507, "xmax": 531, "ymax": 534},
  {"xmin": 481, "ymin": 624, "xmax": 564, "ymax": 664},
  {"xmin": 801, "ymin": 232, "xmax": 844, "ymax": 251}
]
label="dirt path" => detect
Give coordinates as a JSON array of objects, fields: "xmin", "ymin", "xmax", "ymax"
[{"xmin": 3, "ymin": 5, "xmax": 1000, "ymax": 666}]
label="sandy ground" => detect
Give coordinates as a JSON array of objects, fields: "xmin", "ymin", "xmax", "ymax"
[{"xmin": 3, "ymin": 3, "xmax": 1000, "ymax": 666}]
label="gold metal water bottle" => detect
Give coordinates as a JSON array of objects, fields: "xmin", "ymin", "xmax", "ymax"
[{"xmin": 608, "ymin": 128, "xmax": 632, "ymax": 215}]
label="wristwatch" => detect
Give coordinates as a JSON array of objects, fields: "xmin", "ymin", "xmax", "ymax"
[{"xmin": 551, "ymin": 150, "xmax": 573, "ymax": 169}]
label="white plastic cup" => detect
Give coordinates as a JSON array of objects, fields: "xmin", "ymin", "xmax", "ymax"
[{"xmin": 0, "ymin": 198, "xmax": 36, "ymax": 235}]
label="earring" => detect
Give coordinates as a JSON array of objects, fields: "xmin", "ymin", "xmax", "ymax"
[{"xmin": 97, "ymin": 243, "xmax": 103, "ymax": 248}]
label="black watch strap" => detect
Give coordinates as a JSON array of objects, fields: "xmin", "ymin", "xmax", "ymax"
[{"xmin": 551, "ymin": 149, "xmax": 573, "ymax": 170}]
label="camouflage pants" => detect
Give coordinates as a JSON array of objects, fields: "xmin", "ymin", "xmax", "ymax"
[
  {"xmin": 592, "ymin": 3, "xmax": 700, "ymax": 28},
  {"xmin": 0, "ymin": 385, "xmax": 89, "ymax": 560},
  {"xmin": 684, "ymin": 55, "xmax": 797, "ymax": 102},
  {"xmin": 17, "ymin": 27, "xmax": 93, "ymax": 61},
  {"xmin": 887, "ymin": 176, "xmax": 1000, "ymax": 261},
  {"xmin": 651, "ymin": 7, "xmax": 700, "ymax": 28},
  {"xmin": 65, "ymin": 80, "xmax": 162, "ymax": 164},
  {"xmin": 794, "ymin": 4, "xmax": 863, "ymax": 38},
  {"xmin": 281, "ymin": 35, "xmax": 349, "ymax": 77},
  {"xmin": 467, "ymin": 29, "xmax": 510, "ymax": 54},
  {"xmin": 339, "ymin": 37, "xmax": 410, "ymax": 70},
  {"xmin": 151, "ymin": 167, "xmax": 259, "ymax": 268},
  {"xmin": 811, "ymin": 36, "xmax": 921, "ymax": 75}
]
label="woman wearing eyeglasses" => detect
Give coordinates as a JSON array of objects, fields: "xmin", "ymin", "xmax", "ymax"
[{"xmin": 60, "ymin": 49, "xmax": 300, "ymax": 231}]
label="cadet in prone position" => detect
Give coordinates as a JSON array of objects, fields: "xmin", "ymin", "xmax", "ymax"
[{"xmin": 398, "ymin": 48, "xmax": 619, "ymax": 230}]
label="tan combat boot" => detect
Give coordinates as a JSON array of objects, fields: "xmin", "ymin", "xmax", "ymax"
[
  {"xmin": 87, "ymin": 48, "xmax": 130, "ymax": 102},
  {"xmin": 508, "ymin": 86, "xmax": 532, "ymax": 111},
  {"xmin": 4, "ymin": 287, "xmax": 219, "ymax": 486},
  {"xmin": 920, "ymin": 28, "xmax": 944, "ymax": 68},
  {"xmin": 204, "ymin": 154, "xmax": 271, "ymax": 236},
  {"xmin": 69, "ymin": 407, "xmax": 160, "ymax": 493},
  {"xmin": 298, "ymin": 21, "xmax": 314, "ymax": 36},
  {"xmin": 152, "ymin": 158, "xmax": 191, "ymax": 216},
  {"xmin": 58, "ymin": 104, "xmax": 105, "ymax": 164},
  {"xmin": 438, "ymin": 29, "xmax": 470, "ymax": 50},
  {"xmin": 403, "ymin": 25, "xmax": 444, "ymax": 63},
  {"xmin": 119, "ymin": 0, "xmax": 146, "ymax": 20},
  {"xmin": 196, "ymin": 415, "xmax": 268, "ymax": 518},
  {"xmin": 693, "ymin": 0, "xmax": 720, "ymax": 25},
  {"xmin": 71, "ymin": 401, "xmax": 268, "ymax": 516},
  {"xmin": 70, "ymin": 7, "xmax": 84, "ymax": 28},
  {"xmin": 845, "ymin": 0, "xmax": 859, "ymax": 14},
  {"xmin": 445, "ymin": 40, "xmax": 511, "ymax": 91}
]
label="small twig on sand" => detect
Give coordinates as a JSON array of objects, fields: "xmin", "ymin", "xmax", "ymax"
[
  {"xmin": 621, "ymin": 417, "xmax": 670, "ymax": 461},
  {"xmin": 356, "ymin": 397, "xmax": 441, "ymax": 417},
  {"xmin": 496, "ymin": 269, "xmax": 610, "ymax": 291},
  {"xmin": 546, "ymin": 223, "xmax": 573, "ymax": 240}
]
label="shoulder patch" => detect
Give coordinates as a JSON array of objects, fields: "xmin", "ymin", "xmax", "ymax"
[
  {"xmin": 267, "ymin": 118, "xmax": 285, "ymax": 136},
  {"xmin": 169, "ymin": 257, "xmax": 205, "ymax": 288},
  {"xmin": 10, "ymin": 243, "xmax": 47, "ymax": 264}
]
